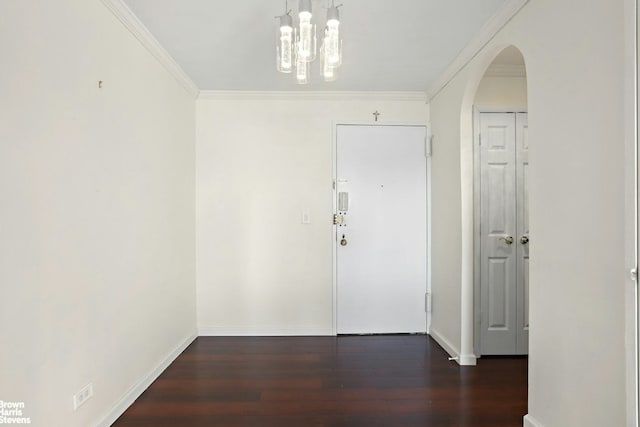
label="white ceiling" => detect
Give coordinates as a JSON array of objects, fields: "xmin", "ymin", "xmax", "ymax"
[{"xmin": 123, "ymin": 0, "xmax": 508, "ymax": 92}]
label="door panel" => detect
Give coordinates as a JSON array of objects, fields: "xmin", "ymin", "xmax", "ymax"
[
  {"xmin": 488, "ymin": 257, "xmax": 508, "ymax": 329},
  {"xmin": 487, "ymin": 164, "xmax": 510, "ymax": 233},
  {"xmin": 515, "ymin": 112, "xmax": 529, "ymax": 354},
  {"xmin": 336, "ymin": 125, "xmax": 427, "ymax": 334},
  {"xmin": 479, "ymin": 111, "xmax": 529, "ymax": 355},
  {"xmin": 523, "ymin": 258, "xmax": 530, "ymax": 329},
  {"xmin": 480, "ymin": 113, "xmax": 518, "ymax": 355}
]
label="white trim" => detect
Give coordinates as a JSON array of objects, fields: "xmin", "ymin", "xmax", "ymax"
[
  {"xmin": 332, "ymin": 121, "xmax": 338, "ymax": 336},
  {"xmin": 474, "ymin": 106, "xmax": 528, "ymax": 113},
  {"xmin": 429, "ymin": 327, "xmax": 460, "ymax": 360},
  {"xmin": 426, "ymin": 0, "xmax": 531, "ymax": 101},
  {"xmin": 332, "ymin": 121, "xmax": 429, "ymax": 128},
  {"xmin": 473, "ymin": 106, "xmax": 482, "ymax": 357},
  {"xmin": 484, "ymin": 64, "xmax": 527, "ymax": 78},
  {"xmin": 458, "ymin": 353, "xmax": 477, "ymax": 366},
  {"xmin": 429, "ymin": 327, "xmax": 477, "ymax": 366},
  {"xmin": 426, "ymin": 126, "xmax": 433, "ymax": 334},
  {"xmin": 94, "ymin": 332, "xmax": 197, "ymax": 427},
  {"xmin": 198, "ymin": 91, "xmax": 428, "ymax": 102},
  {"xmin": 100, "ymin": 0, "xmax": 199, "ymax": 98},
  {"xmin": 523, "ymin": 414, "xmax": 545, "ymax": 427},
  {"xmin": 625, "ymin": 0, "xmax": 640, "ymax": 426},
  {"xmin": 198, "ymin": 326, "xmax": 334, "ymax": 336}
]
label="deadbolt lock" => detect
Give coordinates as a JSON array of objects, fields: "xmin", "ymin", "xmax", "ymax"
[
  {"xmin": 520, "ymin": 235, "xmax": 529, "ymax": 245},
  {"xmin": 340, "ymin": 234, "xmax": 347, "ymax": 246}
]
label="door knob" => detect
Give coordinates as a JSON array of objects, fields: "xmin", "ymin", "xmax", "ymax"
[
  {"xmin": 520, "ymin": 235, "xmax": 529, "ymax": 245},
  {"xmin": 499, "ymin": 235, "xmax": 514, "ymax": 245}
]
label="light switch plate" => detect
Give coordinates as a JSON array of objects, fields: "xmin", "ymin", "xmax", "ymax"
[{"xmin": 302, "ymin": 210, "xmax": 311, "ymax": 224}]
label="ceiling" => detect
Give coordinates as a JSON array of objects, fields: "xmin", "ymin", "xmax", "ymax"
[{"xmin": 123, "ymin": 0, "xmax": 508, "ymax": 92}]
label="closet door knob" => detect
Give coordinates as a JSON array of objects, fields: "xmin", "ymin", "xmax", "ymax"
[{"xmin": 499, "ymin": 235, "xmax": 514, "ymax": 245}]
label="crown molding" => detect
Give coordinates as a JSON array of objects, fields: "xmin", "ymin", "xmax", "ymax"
[
  {"xmin": 100, "ymin": 0, "xmax": 200, "ymax": 98},
  {"xmin": 484, "ymin": 64, "xmax": 527, "ymax": 78},
  {"xmin": 198, "ymin": 91, "xmax": 428, "ymax": 102},
  {"xmin": 426, "ymin": 0, "xmax": 530, "ymax": 101}
]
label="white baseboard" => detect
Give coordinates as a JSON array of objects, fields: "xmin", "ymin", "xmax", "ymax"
[
  {"xmin": 429, "ymin": 327, "xmax": 460, "ymax": 359},
  {"xmin": 429, "ymin": 327, "xmax": 477, "ymax": 366},
  {"xmin": 198, "ymin": 326, "xmax": 334, "ymax": 336},
  {"xmin": 458, "ymin": 353, "xmax": 477, "ymax": 366},
  {"xmin": 523, "ymin": 414, "xmax": 544, "ymax": 427},
  {"xmin": 94, "ymin": 332, "xmax": 197, "ymax": 427}
]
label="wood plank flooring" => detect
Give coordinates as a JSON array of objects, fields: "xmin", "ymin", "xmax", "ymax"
[{"xmin": 113, "ymin": 335, "xmax": 527, "ymax": 427}]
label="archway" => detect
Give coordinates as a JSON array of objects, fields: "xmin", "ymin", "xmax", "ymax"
[{"xmin": 458, "ymin": 44, "xmax": 529, "ymax": 361}]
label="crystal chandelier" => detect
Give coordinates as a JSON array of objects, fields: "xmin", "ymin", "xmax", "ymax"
[{"xmin": 276, "ymin": 0, "xmax": 343, "ymax": 84}]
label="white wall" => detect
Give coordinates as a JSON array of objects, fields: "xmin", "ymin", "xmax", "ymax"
[
  {"xmin": 474, "ymin": 75, "xmax": 527, "ymax": 107},
  {"xmin": 0, "ymin": 1, "xmax": 197, "ymax": 426},
  {"xmin": 429, "ymin": 81, "xmax": 466, "ymax": 356},
  {"xmin": 428, "ymin": 0, "xmax": 630, "ymax": 426},
  {"xmin": 196, "ymin": 93, "xmax": 428, "ymax": 335}
]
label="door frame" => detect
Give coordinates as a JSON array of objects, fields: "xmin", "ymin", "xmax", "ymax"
[
  {"xmin": 634, "ymin": 0, "xmax": 639, "ymax": 422},
  {"xmin": 473, "ymin": 106, "xmax": 527, "ymax": 356},
  {"xmin": 331, "ymin": 121, "xmax": 432, "ymax": 335}
]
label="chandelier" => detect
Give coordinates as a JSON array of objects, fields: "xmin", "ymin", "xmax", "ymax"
[{"xmin": 276, "ymin": 0, "xmax": 343, "ymax": 84}]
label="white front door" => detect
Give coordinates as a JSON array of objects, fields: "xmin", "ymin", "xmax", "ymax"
[
  {"xmin": 336, "ymin": 125, "xmax": 427, "ymax": 334},
  {"xmin": 479, "ymin": 112, "xmax": 529, "ymax": 355}
]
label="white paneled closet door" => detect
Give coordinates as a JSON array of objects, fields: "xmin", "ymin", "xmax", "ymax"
[
  {"xmin": 479, "ymin": 112, "xmax": 529, "ymax": 355},
  {"xmin": 515, "ymin": 113, "xmax": 529, "ymax": 355}
]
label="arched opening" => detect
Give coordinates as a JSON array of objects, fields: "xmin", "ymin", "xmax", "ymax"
[{"xmin": 458, "ymin": 45, "xmax": 529, "ymax": 362}]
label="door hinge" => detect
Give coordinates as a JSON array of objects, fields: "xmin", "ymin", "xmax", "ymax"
[
  {"xmin": 425, "ymin": 136, "xmax": 433, "ymax": 158},
  {"xmin": 631, "ymin": 267, "xmax": 638, "ymax": 282},
  {"xmin": 425, "ymin": 291, "xmax": 432, "ymax": 313},
  {"xmin": 333, "ymin": 214, "xmax": 345, "ymax": 225}
]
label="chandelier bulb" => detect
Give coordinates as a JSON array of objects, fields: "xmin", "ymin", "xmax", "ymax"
[
  {"xmin": 276, "ymin": 13, "xmax": 294, "ymax": 73},
  {"xmin": 296, "ymin": 51, "xmax": 310, "ymax": 84},
  {"xmin": 325, "ymin": 5, "xmax": 341, "ymax": 67},
  {"xmin": 297, "ymin": 0, "xmax": 316, "ymax": 62}
]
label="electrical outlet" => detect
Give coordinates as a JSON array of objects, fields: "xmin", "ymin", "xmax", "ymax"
[{"xmin": 73, "ymin": 383, "xmax": 93, "ymax": 411}]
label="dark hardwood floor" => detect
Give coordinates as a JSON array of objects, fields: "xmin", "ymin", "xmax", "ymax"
[{"xmin": 113, "ymin": 335, "xmax": 527, "ymax": 427}]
